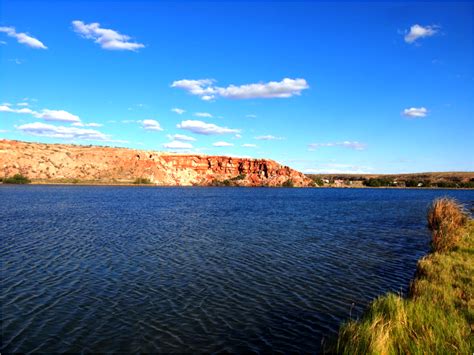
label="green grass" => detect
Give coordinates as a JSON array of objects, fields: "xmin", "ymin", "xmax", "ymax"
[{"xmin": 334, "ymin": 198, "xmax": 473, "ymax": 354}]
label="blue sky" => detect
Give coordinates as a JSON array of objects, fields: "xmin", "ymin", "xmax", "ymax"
[{"xmin": 1, "ymin": 1, "xmax": 473, "ymax": 174}]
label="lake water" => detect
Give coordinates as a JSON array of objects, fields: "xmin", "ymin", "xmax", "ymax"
[{"xmin": 1, "ymin": 186, "xmax": 473, "ymax": 353}]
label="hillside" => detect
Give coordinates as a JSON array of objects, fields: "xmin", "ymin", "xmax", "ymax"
[{"xmin": 0, "ymin": 139, "xmax": 312, "ymax": 187}]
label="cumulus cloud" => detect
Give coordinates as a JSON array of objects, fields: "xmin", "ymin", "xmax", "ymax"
[
  {"xmin": 142, "ymin": 119, "xmax": 163, "ymax": 131},
  {"xmin": 194, "ymin": 112, "xmax": 213, "ymax": 118},
  {"xmin": 166, "ymin": 133, "xmax": 196, "ymax": 142},
  {"xmin": 0, "ymin": 26, "xmax": 47, "ymax": 49},
  {"xmin": 404, "ymin": 24, "xmax": 438, "ymax": 44},
  {"xmin": 308, "ymin": 141, "xmax": 367, "ymax": 151},
  {"xmin": 72, "ymin": 20, "xmax": 144, "ymax": 51},
  {"xmin": 171, "ymin": 78, "xmax": 309, "ymax": 100},
  {"xmin": 402, "ymin": 107, "xmax": 428, "ymax": 118},
  {"xmin": 242, "ymin": 143, "xmax": 257, "ymax": 148},
  {"xmin": 254, "ymin": 135, "xmax": 283, "ymax": 140},
  {"xmin": 177, "ymin": 120, "xmax": 240, "ymax": 135},
  {"xmin": 171, "ymin": 108, "xmax": 185, "ymax": 115},
  {"xmin": 213, "ymin": 141, "xmax": 233, "ymax": 147},
  {"xmin": 35, "ymin": 109, "xmax": 81, "ymax": 122},
  {"xmin": 163, "ymin": 140, "xmax": 193, "ymax": 149},
  {"xmin": 16, "ymin": 122, "xmax": 121, "ymax": 142}
]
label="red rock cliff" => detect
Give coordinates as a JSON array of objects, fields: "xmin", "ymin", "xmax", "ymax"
[{"xmin": 0, "ymin": 140, "xmax": 313, "ymax": 187}]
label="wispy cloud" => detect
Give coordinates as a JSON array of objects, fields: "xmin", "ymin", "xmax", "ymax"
[
  {"xmin": 177, "ymin": 120, "xmax": 240, "ymax": 135},
  {"xmin": 402, "ymin": 107, "xmax": 428, "ymax": 118},
  {"xmin": 171, "ymin": 78, "xmax": 309, "ymax": 101},
  {"xmin": 242, "ymin": 143, "xmax": 257, "ymax": 148},
  {"xmin": 163, "ymin": 140, "xmax": 193, "ymax": 149},
  {"xmin": 404, "ymin": 24, "xmax": 439, "ymax": 44},
  {"xmin": 72, "ymin": 122, "xmax": 103, "ymax": 127},
  {"xmin": 254, "ymin": 135, "xmax": 284, "ymax": 141},
  {"xmin": 166, "ymin": 134, "xmax": 196, "ymax": 142},
  {"xmin": 246, "ymin": 114, "xmax": 257, "ymax": 118},
  {"xmin": 0, "ymin": 105, "xmax": 81, "ymax": 123},
  {"xmin": 17, "ymin": 122, "xmax": 123, "ymax": 142},
  {"xmin": 304, "ymin": 163, "xmax": 373, "ymax": 174},
  {"xmin": 72, "ymin": 20, "xmax": 144, "ymax": 51},
  {"xmin": 308, "ymin": 141, "xmax": 367, "ymax": 151},
  {"xmin": 213, "ymin": 141, "xmax": 233, "ymax": 147},
  {"xmin": 171, "ymin": 108, "xmax": 185, "ymax": 115},
  {"xmin": 141, "ymin": 119, "xmax": 163, "ymax": 131},
  {"xmin": 194, "ymin": 112, "xmax": 213, "ymax": 118},
  {"xmin": 0, "ymin": 26, "xmax": 47, "ymax": 49}
]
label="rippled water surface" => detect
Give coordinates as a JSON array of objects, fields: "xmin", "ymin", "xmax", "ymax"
[{"xmin": 1, "ymin": 186, "xmax": 473, "ymax": 353}]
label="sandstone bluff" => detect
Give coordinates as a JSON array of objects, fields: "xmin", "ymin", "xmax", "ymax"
[{"xmin": 0, "ymin": 140, "xmax": 313, "ymax": 187}]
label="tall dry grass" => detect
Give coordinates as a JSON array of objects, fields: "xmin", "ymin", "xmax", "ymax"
[{"xmin": 427, "ymin": 197, "xmax": 468, "ymax": 252}]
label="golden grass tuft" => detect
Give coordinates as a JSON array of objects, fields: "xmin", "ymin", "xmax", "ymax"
[{"xmin": 427, "ymin": 198, "xmax": 468, "ymax": 252}]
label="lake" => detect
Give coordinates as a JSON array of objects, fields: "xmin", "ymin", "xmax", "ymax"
[{"xmin": 1, "ymin": 186, "xmax": 473, "ymax": 353}]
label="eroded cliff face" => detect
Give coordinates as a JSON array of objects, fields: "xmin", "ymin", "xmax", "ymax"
[{"xmin": 0, "ymin": 140, "xmax": 313, "ymax": 187}]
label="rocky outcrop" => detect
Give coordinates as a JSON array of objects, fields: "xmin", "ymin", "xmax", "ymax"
[{"xmin": 0, "ymin": 140, "xmax": 313, "ymax": 187}]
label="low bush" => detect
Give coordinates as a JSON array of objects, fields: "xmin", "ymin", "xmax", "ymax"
[
  {"xmin": 282, "ymin": 179, "xmax": 294, "ymax": 187},
  {"xmin": 3, "ymin": 174, "xmax": 31, "ymax": 184},
  {"xmin": 133, "ymin": 177, "xmax": 152, "ymax": 185}
]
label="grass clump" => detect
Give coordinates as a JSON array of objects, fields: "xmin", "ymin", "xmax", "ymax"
[
  {"xmin": 334, "ymin": 198, "xmax": 473, "ymax": 354},
  {"xmin": 428, "ymin": 198, "xmax": 469, "ymax": 252},
  {"xmin": 2, "ymin": 174, "xmax": 31, "ymax": 184},
  {"xmin": 133, "ymin": 177, "xmax": 152, "ymax": 185}
]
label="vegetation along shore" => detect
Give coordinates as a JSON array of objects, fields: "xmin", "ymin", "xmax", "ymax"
[{"xmin": 334, "ymin": 198, "xmax": 473, "ymax": 353}]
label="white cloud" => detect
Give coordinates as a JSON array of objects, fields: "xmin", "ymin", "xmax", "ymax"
[
  {"xmin": 213, "ymin": 141, "xmax": 233, "ymax": 147},
  {"xmin": 166, "ymin": 133, "xmax": 196, "ymax": 142},
  {"xmin": 254, "ymin": 135, "xmax": 284, "ymax": 140},
  {"xmin": 234, "ymin": 134, "xmax": 242, "ymax": 139},
  {"xmin": 242, "ymin": 143, "xmax": 257, "ymax": 148},
  {"xmin": 142, "ymin": 119, "xmax": 163, "ymax": 131},
  {"xmin": 16, "ymin": 122, "xmax": 121, "ymax": 142},
  {"xmin": 72, "ymin": 20, "xmax": 144, "ymax": 51},
  {"xmin": 163, "ymin": 140, "xmax": 193, "ymax": 149},
  {"xmin": 0, "ymin": 105, "xmax": 84, "ymax": 123},
  {"xmin": 0, "ymin": 129, "xmax": 8, "ymax": 133},
  {"xmin": 0, "ymin": 26, "xmax": 47, "ymax": 49},
  {"xmin": 35, "ymin": 109, "xmax": 81, "ymax": 122},
  {"xmin": 177, "ymin": 120, "xmax": 240, "ymax": 135},
  {"xmin": 402, "ymin": 107, "xmax": 428, "ymax": 118},
  {"xmin": 194, "ymin": 112, "xmax": 213, "ymax": 118},
  {"xmin": 308, "ymin": 141, "xmax": 367, "ymax": 151},
  {"xmin": 171, "ymin": 108, "xmax": 186, "ymax": 115},
  {"xmin": 246, "ymin": 114, "xmax": 257, "ymax": 118},
  {"xmin": 0, "ymin": 105, "xmax": 35, "ymax": 115},
  {"xmin": 404, "ymin": 24, "xmax": 438, "ymax": 44},
  {"xmin": 16, "ymin": 102, "xmax": 29, "ymax": 106},
  {"xmin": 171, "ymin": 78, "xmax": 309, "ymax": 100},
  {"xmin": 72, "ymin": 122, "xmax": 103, "ymax": 127}
]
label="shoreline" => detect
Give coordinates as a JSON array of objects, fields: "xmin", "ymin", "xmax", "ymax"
[
  {"xmin": 1, "ymin": 181, "xmax": 473, "ymax": 190},
  {"xmin": 333, "ymin": 198, "xmax": 473, "ymax": 353}
]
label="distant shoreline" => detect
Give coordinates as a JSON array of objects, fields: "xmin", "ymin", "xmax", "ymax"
[{"xmin": 1, "ymin": 180, "xmax": 473, "ymax": 190}]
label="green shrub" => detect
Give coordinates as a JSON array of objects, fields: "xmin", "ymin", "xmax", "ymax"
[
  {"xmin": 282, "ymin": 179, "xmax": 294, "ymax": 187},
  {"xmin": 133, "ymin": 177, "xmax": 152, "ymax": 184},
  {"xmin": 3, "ymin": 174, "xmax": 31, "ymax": 184}
]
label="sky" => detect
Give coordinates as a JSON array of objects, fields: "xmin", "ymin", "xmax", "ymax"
[{"xmin": 1, "ymin": 1, "xmax": 473, "ymax": 174}]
